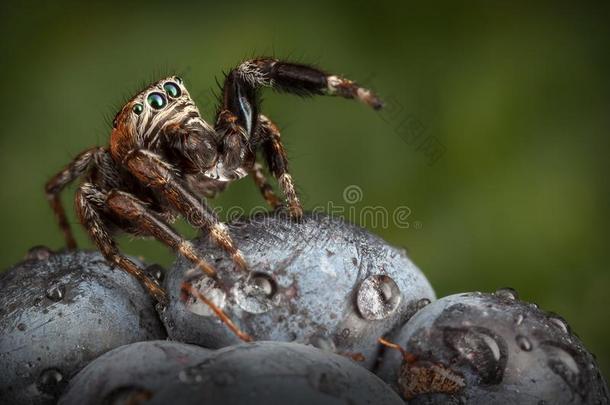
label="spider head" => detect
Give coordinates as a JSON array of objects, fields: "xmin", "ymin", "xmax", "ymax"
[{"xmin": 110, "ymin": 76, "xmax": 218, "ymax": 168}]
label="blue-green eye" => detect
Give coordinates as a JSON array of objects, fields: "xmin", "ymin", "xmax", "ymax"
[
  {"xmin": 163, "ymin": 82, "xmax": 181, "ymax": 98},
  {"xmin": 147, "ymin": 92, "xmax": 166, "ymax": 109},
  {"xmin": 132, "ymin": 103, "xmax": 143, "ymax": 115}
]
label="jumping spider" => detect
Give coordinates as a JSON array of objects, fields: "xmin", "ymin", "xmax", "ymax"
[{"xmin": 45, "ymin": 58, "xmax": 382, "ymax": 337}]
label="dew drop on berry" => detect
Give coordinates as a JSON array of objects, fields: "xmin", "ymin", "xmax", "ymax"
[
  {"xmin": 548, "ymin": 315, "xmax": 570, "ymax": 334},
  {"xmin": 45, "ymin": 284, "xmax": 65, "ymax": 302},
  {"xmin": 414, "ymin": 297, "xmax": 431, "ymax": 311},
  {"xmin": 494, "ymin": 287, "xmax": 519, "ymax": 301},
  {"xmin": 37, "ymin": 368, "xmax": 65, "ymax": 396},
  {"xmin": 25, "ymin": 245, "xmax": 54, "ymax": 261},
  {"xmin": 356, "ymin": 275, "xmax": 401, "ymax": 320},
  {"xmin": 516, "ymin": 335, "xmax": 532, "ymax": 351},
  {"xmin": 233, "ymin": 273, "xmax": 277, "ymax": 314},
  {"xmin": 185, "ymin": 277, "xmax": 226, "ymax": 317},
  {"xmin": 444, "ymin": 327, "xmax": 507, "ymax": 384}
]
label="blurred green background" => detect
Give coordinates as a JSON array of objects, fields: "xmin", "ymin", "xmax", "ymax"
[{"xmin": 1, "ymin": 1, "xmax": 608, "ymax": 375}]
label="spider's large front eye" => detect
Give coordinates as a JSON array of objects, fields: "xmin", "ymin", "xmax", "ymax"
[
  {"xmin": 132, "ymin": 103, "xmax": 144, "ymax": 115},
  {"xmin": 147, "ymin": 92, "xmax": 167, "ymax": 109},
  {"xmin": 163, "ymin": 82, "xmax": 181, "ymax": 98}
]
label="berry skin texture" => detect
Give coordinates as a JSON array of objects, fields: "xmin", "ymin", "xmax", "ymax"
[
  {"xmin": 59, "ymin": 340, "xmax": 212, "ymax": 405},
  {"xmin": 0, "ymin": 249, "xmax": 167, "ymax": 404},
  {"xmin": 161, "ymin": 212, "xmax": 435, "ymax": 369},
  {"xmin": 376, "ymin": 291, "xmax": 610, "ymax": 404},
  {"xmin": 61, "ymin": 341, "xmax": 404, "ymax": 405}
]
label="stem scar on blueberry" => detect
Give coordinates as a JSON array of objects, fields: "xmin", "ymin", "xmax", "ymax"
[{"xmin": 378, "ymin": 337, "xmax": 465, "ymax": 400}]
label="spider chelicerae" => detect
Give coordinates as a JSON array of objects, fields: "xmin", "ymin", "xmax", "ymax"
[{"xmin": 45, "ymin": 58, "xmax": 382, "ymax": 338}]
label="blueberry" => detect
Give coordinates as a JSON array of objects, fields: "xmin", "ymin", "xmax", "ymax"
[
  {"xmin": 376, "ymin": 290, "xmax": 609, "ymax": 404},
  {"xmin": 0, "ymin": 249, "xmax": 167, "ymax": 404},
  {"xmin": 61, "ymin": 341, "xmax": 403, "ymax": 405},
  {"xmin": 59, "ymin": 340, "xmax": 212, "ymax": 405},
  {"xmin": 161, "ymin": 212, "xmax": 435, "ymax": 369}
]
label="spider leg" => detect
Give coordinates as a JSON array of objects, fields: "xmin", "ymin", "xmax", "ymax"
[
  {"xmin": 105, "ymin": 189, "xmax": 217, "ymax": 279},
  {"xmin": 257, "ymin": 115, "xmax": 302, "ymax": 218},
  {"xmin": 75, "ymin": 182, "xmax": 167, "ymax": 304},
  {"xmin": 249, "ymin": 162, "xmax": 281, "ymax": 210},
  {"xmin": 45, "ymin": 147, "xmax": 105, "ymax": 249},
  {"xmin": 122, "ymin": 149, "xmax": 247, "ymax": 270}
]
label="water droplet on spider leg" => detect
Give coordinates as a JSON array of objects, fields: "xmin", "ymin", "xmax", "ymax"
[
  {"xmin": 233, "ymin": 272, "xmax": 278, "ymax": 314},
  {"xmin": 356, "ymin": 275, "xmax": 401, "ymax": 320},
  {"xmin": 516, "ymin": 335, "xmax": 532, "ymax": 351},
  {"xmin": 45, "ymin": 284, "xmax": 65, "ymax": 302},
  {"xmin": 37, "ymin": 368, "xmax": 66, "ymax": 397},
  {"xmin": 494, "ymin": 287, "xmax": 519, "ymax": 301}
]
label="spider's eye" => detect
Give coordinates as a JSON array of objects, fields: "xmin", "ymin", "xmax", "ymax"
[
  {"xmin": 163, "ymin": 82, "xmax": 181, "ymax": 98},
  {"xmin": 147, "ymin": 92, "xmax": 166, "ymax": 109},
  {"xmin": 132, "ymin": 103, "xmax": 144, "ymax": 115},
  {"xmin": 174, "ymin": 76, "xmax": 182, "ymax": 84}
]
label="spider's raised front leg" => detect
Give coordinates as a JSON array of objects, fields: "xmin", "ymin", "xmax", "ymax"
[
  {"xmin": 45, "ymin": 147, "xmax": 105, "ymax": 249},
  {"xmin": 233, "ymin": 58, "xmax": 384, "ymax": 110},
  {"xmin": 75, "ymin": 183, "xmax": 167, "ymax": 304},
  {"xmin": 215, "ymin": 57, "xmax": 382, "ymax": 218},
  {"xmin": 122, "ymin": 149, "xmax": 248, "ymax": 271}
]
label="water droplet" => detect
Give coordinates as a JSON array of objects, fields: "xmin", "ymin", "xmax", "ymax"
[
  {"xmin": 145, "ymin": 264, "xmax": 165, "ymax": 282},
  {"xmin": 25, "ymin": 245, "xmax": 54, "ymax": 261},
  {"xmin": 233, "ymin": 272, "xmax": 278, "ymax": 314},
  {"xmin": 542, "ymin": 342, "xmax": 584, "ymax": 397},
  {"xmin": 45, "ymin": 285, "xmax": 65, "ymax": 302},
  {"xmin": 185, "ymin": 277, "xmax": 226, "ymax": 317},
  {"xmin": 103, "ymin": 385, "xmax": 153, "ymax": 404},
  {"xmin": 516, "ymin": 335, "xmax": 532, "ymax": 351},
  {"xmin": 310, "ymin": 334, "xmax": 336, "ymax": 353},
  {"xmin": 179, "ymin": 362, "xmax": 211, "ymax": 384},
  {"xmin": 514, "ymin": 313, "xmax": 524, "ymax": 326},
  {"xmin": 37, "ymin": 368, "xmax": 66, "ymax": 397},
  {"xmin": 444, "ymin": 326, "xmax": 507, "ymax": 384},
  {"xmin": 415, "ymin": 298, "xmax": 431, "ymax": 311},
  {"xmin": 17, "ymin": 323, "xmax": 26, "ymax": 331},
  {"xmin": 356, "ymin": 275, "xmax": 401, "ymax": 320},
  {"xmin": 548, "ymin": 314, "xmax": 569, "ymax": 334},
  {"xmin": 494, "ymin": 287, "xmax": 519, "ymax": 301}
]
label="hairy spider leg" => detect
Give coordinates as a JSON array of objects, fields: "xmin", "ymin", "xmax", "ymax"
[
  {"xmin": 216, "ymin": 58, "xmax": 383, "ymax": 217},
  {"xmin": 105, "ymin": 190, "xmax": 218, "ymax": 279},
  {"xmin": 249, "ymin": 161, "xmax": 281, "ymax": 210},
  {"xmin": 123, "ymin": 149, "xmax": 248, "ymax": 270},
  {"xmin": 45, "ymin": 147, "xmax": 106, "ymax": 249},
  {"xmin": 75, "ymin": 183, "xmax": 168, "ymax": 304}
]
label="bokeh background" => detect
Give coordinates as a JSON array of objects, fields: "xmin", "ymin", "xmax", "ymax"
[{"xmin": 1, "ymin": 1, "xmax": 608, "ymax": 375}]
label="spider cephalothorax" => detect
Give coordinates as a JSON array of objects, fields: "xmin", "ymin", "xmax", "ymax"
[{"xmin": 45, "ymin": 57, "xmax": 382, "ymax": 340}]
